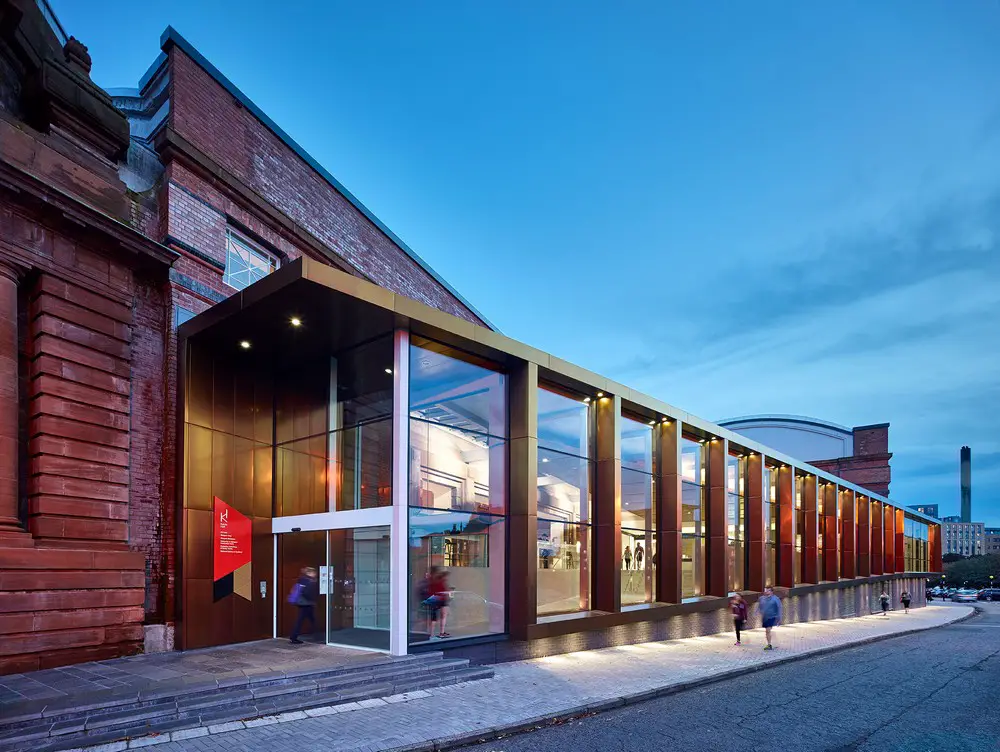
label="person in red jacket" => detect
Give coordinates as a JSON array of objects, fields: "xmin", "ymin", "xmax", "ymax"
[
  {"xmin": 421, "ymin": 566, "xmax": 452, "ymax": 639},
  {"xmin": 730, "ymin": 592, "xmax": 749, "ymax": 646}
]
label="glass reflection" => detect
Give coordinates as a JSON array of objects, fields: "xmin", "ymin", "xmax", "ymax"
[
  {"xmin": 409, "ymin": 342, "xmax": 506, "ymax": 437},
  {"xmin": 410, "ymin": 419, "xmax": 506, "ymax": 515},
  {"xmin": 621, "ymin": 417, "xmax": 654, "ymax": 473},
  {"xmin": 681, "ymin": 438, "xmax": 705, "ymax": 484},
  {"xmin": 275, "ymin": 419, "xmax": 392, "ymax": 515},
  {"xmin": 538, "ymin": 448, "xmax": 591, "ymax": 524},
  {"xmin": 408, "ymin": 509, "xmax": 505, "ymax": 643},
  {"xmin": 622, "ymin": 528, "xmax": 655, "ymax": 605},
  {"xmin": 538, "ymin": 388, "xmax": 591, "ymax": 456},
  {"xmin": 682, "ymin": 534, "xmax": 704, "ymax": 598},
  {"xmin": 537, "ymin": 519, "xmax": 590, "ymax": 615}
]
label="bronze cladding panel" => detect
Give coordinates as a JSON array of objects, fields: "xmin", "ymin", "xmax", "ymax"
[
  {"xmin": 706, "ymin": 439, "xmax": 728, "ymax": 597},
  {"xmin": 883, "ymin": 505, "xmax": 895, "ymax": 574},
  {"xmin": 822, "ymin": 484, "xmax": 839, "ymax": 582},
  {"xmin": 747, "ymin": 453, "xmax": 765, "ymax": 592},
  {"xmin": 593, "ymin": 395, "xmax": 621, "ymax": 613},
  {"xmin": 840, "ymin": 489, "xmax": 856, "ymax": 580},
  {"xmin": 777, "ymin": 466, "xmax": 795, "ymax": 588},
  {"xmin": 895, "ymin": 508, "xmax": 906, "ymax": 573},
  {"xmin": 802, "ymin": 474, "xmax": 819, "ymax": 584},
  {"xmin": 655, "ymin": 420, "xmax": 681, "ymax": 603},
  {"xmin": 508, "ymin": 361, "xmax": 538, "ymax": 639},
  {"xmin": 857, "ymin": 496, "xmax": 871, "ymax": 577},
  {"xmin": 871, "ymin": 502, "xmax": 884, "ymax": 575}
]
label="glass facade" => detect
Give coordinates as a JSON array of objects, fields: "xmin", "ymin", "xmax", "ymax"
[
  {"xmin": 904, "ymin": 517, "xmax": 930, "ymax": 572},
  {"xmin": 726, "ymin": 453, "xmax": 745, "ymax": 593},
  {"xmin": 681, "ymin": 437, "xmax": 705, "ymax": 598},
  {"xmin": 621, "ymin": 416, "xmax": 655, "ymax": 605},
  {"xmin": 274, "ymin": 335, "xmax": 395, "ymax": 516},
  {"xmin": 794, "ymin": 474, "xmax": 805, "ymax": 583},
  {"xmin": 407, "ymin": 342, "xmax": 507, "ymax": 643},
  {"xmin": 763, "ymin": 465, "xmax": 776, "ymax": 588},
  {"xmin": 180, "ymin": 272, "xmax": 944, "ymax": 662},
  {"xmin": 537, "ymin": 387, "xmax": 593, "ymax": 615}
]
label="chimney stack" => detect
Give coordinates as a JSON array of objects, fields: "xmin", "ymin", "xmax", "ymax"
[{"xmin": 960, "ymin": 446, "xmax": 971, "ymax": 523}]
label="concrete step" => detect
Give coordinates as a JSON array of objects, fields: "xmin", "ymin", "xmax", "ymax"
[{"xmin": 0, "ymin": 652, "xmax": 493, "ymax": 752}]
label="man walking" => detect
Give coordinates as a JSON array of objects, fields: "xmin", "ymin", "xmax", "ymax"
[
  {"xmin": 289, "ymin": 567, "xmax": 319, "ymax": 644},
  {"xmin": 757, "ymin": 586, "xmax": 782, "ymax": 651}
]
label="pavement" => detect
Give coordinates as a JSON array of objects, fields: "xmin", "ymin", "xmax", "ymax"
[
  {"xmin": 0, "ymin": 639, "xmax": 381, "ymax": 710},
  {"xmin": 465, "ymin": 601, "xmax": 1000, "ymax": 752},
  {"xmin": 59, "ymin": 602, "xmax": 973, "ymax": 752}
]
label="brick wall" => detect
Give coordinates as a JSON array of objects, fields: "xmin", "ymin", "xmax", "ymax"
[
  {"xmin": 854, "ymin": 424, "xmax": 889, "ymax": 457},
  {"xmin": 812, "ymin": 424, "xmax": 891, "ymax": 497},
  {"xmin": 0, "ymin": 203, "xmax": 149, "ymax": 672},
  {"xmin": 128, "ymin": 273, "xmax": 169, "ymax": 620}
]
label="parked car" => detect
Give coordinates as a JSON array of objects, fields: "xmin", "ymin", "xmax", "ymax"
[
  {"xmin": 977, "ymin": 588, "xmax": 1000, "ymax": 602},
  {"xmin": 952, "ymin": 589, "xmax": 978, "ymax": 603}
]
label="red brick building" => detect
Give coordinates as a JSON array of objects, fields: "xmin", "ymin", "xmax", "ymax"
[
  {"xmin": 0, "ymin": 1, "xmax": 489, "ymax": 673},
  {"xmin": 718, "ymin": 417, "xmax": 892, "ymax": 497}
]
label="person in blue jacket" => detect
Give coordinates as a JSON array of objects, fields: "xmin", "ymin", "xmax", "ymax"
[{"xmin": 756, "ymin": 586, "xmax": 782, "ymax": 651}]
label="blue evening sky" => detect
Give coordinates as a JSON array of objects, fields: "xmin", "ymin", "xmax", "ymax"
[{"xmin": 54, "ymin": 1, "xmax": 1000, "ymax": 525}]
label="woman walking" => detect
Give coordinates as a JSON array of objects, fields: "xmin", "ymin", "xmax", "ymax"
[
  {"xmin": 730, "ymin": 593, "xmax": 748, "ymax": 646},
  {"xmin": 879, "ymin": 589, "xmax": 890, "ymax": 617},
  {"xmin": 900, "ymin": 590, "xmax": 911, "ymax": 614}
]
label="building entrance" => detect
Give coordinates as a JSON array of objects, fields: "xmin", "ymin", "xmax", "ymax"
[{"xmin": 274, "ymin": 515, "xmax": 393, "ymax": 652}]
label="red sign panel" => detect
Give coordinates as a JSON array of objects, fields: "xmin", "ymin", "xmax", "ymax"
[{"xmin": 213, "ymin": 497, "xmax": 252, "ymax": 581}]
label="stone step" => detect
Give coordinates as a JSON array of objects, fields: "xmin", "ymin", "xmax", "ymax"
[{"xmin": 0, "ymin": 653, "xmax": 493, "ymax": 752}]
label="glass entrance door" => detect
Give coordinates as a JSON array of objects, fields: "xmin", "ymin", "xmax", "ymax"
[
  {"xmin": 327, "ymin": 526, "xmax": 391, "ymax": 650},
  {"xmin": 276, "ymin": 524, "xmax": 392, "ymax": 651}
]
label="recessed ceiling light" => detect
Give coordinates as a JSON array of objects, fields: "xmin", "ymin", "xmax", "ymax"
[
  {"xmin": 542, "ymin": 457, "xmax": 549, "ymax": 463},
  {"xmin": 596, "ymin": 392, "xmax": 604, "ymax": 398},
  {"xmin": 648, "ymin": 420, "xmax": 655, "ymax": 426},
  {"xmin": 290, "ymin": 317, "xmax": 302, "ymax": 327},
  {"xmin": 385, "ymin": 368, "xmax": 393, "ymax": 375},
  {"xmin": 583, "ymin": 397, "xmax": 591, "ymax": 403},
  {"xmin": 239, "ymin": 340, "xmax": 251, "ymax": 350}
]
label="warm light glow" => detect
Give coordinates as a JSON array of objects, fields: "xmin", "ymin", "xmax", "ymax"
[
  {"xmin": 385, "ymin": 368, "xmax": 393, "ymax": 374},
  {"xmin": 583, "ymin": 397, "xmax": 591, "ymax": 403},
  {"xmin": 596, "ymin": 391, "xmax": 604, "ymax": 398},
  {"xmin": 290, "ymin": 317, "xmax": 302, "ymax": 327},
  {"xmin": 648, "ymin": 420, "xmax": 655, "ymax": 426},
  {"xmin": 239, "ymin": 340, "xmax": 251, "ymax": 350}
]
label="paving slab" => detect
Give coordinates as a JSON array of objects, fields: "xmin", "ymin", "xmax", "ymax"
[{"xmin": 93, "ymin": 604, "xmax": 972, "ymax": 752}]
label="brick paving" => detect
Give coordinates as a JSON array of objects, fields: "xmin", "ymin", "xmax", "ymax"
[{"xmin": 63, "ymin": 604, "xmax": 972, "ymax": 752}]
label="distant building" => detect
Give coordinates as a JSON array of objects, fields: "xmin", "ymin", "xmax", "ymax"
[
  {"xmin": 985, "ymin": 528, "xmax": 1000, "ymax": 556},
  {"xmin": 718, "ymin": 416, "xmax": 891, "ymax": 496},
  {"xmin": 942, "ymin": 521, "xmax": 984, "ymax": 557},
  {"xmin": 909, "ymin": 504, "xmax": 939, "ymax": 518}
]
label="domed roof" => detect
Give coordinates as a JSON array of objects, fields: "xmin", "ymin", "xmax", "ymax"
[{"xmin": 717, "ymin": 415, "xmax": 853, "ymax": 462}]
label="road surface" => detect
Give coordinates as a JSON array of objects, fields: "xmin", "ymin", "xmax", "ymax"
[{"xmin": 464, "ymin": 602, "xmax": 1000, "ymax": 752}]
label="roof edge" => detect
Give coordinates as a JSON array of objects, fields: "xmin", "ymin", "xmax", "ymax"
[{"xmin": 156, "ymin": 26, "xmax": 497, "ymax": 332}]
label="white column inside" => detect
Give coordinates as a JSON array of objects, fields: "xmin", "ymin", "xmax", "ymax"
[{"xmin": 389, "ymin": 328, "xmax": 410, "ymax": 655}]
